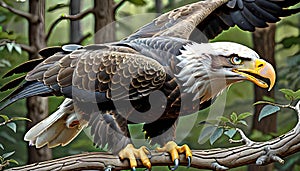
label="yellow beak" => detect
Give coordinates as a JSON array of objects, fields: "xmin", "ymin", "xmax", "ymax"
[{"xmin": 233, "ymin": 59, "xmax": 276, "ymax": 91}]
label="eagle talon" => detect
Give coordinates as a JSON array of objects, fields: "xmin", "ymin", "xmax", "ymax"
[
  {"xmin": 157, "ymin": 141, "xmax": 192, "ymax": 170},
  {"xmin": 119, "ymin": 144, "xmax": 152, "ymax": 170},
  {"xmin": 168, "ymin": 158, "xmax": 179, "ymax": 171},
  {"xmin": 187, "ymin": 156, "xmax": 191, "ymax": 168}
]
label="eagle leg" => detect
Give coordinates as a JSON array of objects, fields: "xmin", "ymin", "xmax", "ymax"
[
  {"xmin": 119, "ymin": 144, "xmax": 152, "ymax": 170},
  {"xmin": 156, "ymin": 141, "xmax": 192, "ymax": 170}
]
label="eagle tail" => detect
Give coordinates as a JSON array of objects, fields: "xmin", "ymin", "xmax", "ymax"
[
  {"xmin": 24, "ymin": 98, "xmax": 87, "ymax": 148},
  {"xmin": 0, "ymin": 81, "xmax": 54, "ymax": 111}
]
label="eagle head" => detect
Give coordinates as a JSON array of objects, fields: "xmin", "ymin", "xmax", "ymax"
[{"xmin": 175, "ymin": 42, "xmax": 276, "ymax": 102}]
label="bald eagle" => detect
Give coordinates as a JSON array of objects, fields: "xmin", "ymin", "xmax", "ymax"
[{"xmin": 0, "ymin": 0, "xmax": 298, "ymax": 170}]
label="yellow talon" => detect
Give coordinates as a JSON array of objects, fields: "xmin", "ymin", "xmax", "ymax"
[
  {"xmin": 156, "ymin": 141, "xmax": 192, "ymax": 169},
  {"xmin": 119, "ymin": 144, "xmax": 152, "ymax": 170}
]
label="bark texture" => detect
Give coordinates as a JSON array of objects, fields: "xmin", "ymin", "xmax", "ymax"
[
  {"xmin": 27, "ymin": 0, "xmax": 51, "ymax": 164},
  {"xmin": 70, "ymin": 0, "xmax": 82, "ymax": 43},
  {"xmin": 94, "ymin": 0, "xmax": 115, "ymax": 44},
  {"xmin": 249, "ymin": 24, "xmax": 277, "ymax": 171}
]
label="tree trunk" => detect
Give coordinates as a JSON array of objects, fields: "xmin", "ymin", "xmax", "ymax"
[
  {"xmin": 249, "ymin": 24, "xmax": 277, "ymax": 171},
  {"xmin": 27, "ymin": 0, "xmax": 51, "ymax": 164},
  {"xmin": 155, "ymin": 0, "xmax": 163, "ymax": 14},
  {"xmin": 70, "ymin": 0, "xmax": 82, "ymax": 43},
  {"xmin": 93, "ymin": 0, "xmax": 115, "ymax": 44}
]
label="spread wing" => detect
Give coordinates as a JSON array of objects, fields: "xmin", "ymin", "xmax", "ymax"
[{"xmin": 125, "ymin": 0, "xmax": 300, "ymax": 42}]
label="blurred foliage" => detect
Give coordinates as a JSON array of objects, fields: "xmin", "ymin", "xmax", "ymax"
[
  {"xmin": 0, "ymin": 0, "xmax": 299, "ymax": 171},
  {"xmin": 0, "ymin": 105, "xmax": 31, "ymax": 169}
]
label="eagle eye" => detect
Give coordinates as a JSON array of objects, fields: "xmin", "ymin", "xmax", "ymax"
[{"xmin": 230, "ymin": 56, "xmax": 243, "ymax": 65}]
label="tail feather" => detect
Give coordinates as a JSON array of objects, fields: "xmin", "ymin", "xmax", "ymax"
[
  {"xmin": 24, "ymin": 98, "xmax": 87, "ymax": 148},
  {"xmin": 47, "ymin": 125, "xmax": 84, "ymax": 148},
  {"xmin": 35, "ymin": 119, "xmax": 65, "ymax": 148},
  {"xmin": 0, "ymin": 81, "xmax": 53, "ymax": 111}
]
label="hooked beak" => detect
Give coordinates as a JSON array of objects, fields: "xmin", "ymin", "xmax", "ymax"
[{"xmin": 233, "ymin": 59, "xmax": 276, "ymax": 91}]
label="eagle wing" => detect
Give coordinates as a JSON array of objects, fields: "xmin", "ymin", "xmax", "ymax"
[
  {"xmin": 25, "ymin": 45, "xmax": 167, "ymax": 103},
  {"xmin": 125, "ymin": 0, "xmax": 299, "ymax": 41},
  {"xmin": 0, "ymin": 44, "xmax": 167, "ymax": 110}
]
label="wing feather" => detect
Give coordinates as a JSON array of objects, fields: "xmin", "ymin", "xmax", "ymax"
[{"xmin": 125, "ymin": 0, "xmax": 299, "ymax": 41}]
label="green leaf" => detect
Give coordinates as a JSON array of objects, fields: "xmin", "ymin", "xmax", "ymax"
[
  {"xmin": 0, "ymin": 46, "xmax": 4, "ymax": 51},
  {"xmin": 126, "ymin": 0, "xmax": 147, "ymax": 6},
  {"xmin": 262, "ymin": 96, "xmax": 275, "ymax": 103},
  {"xmin": 13, "ymin": 44, "xmax": 22, "ymax": 54},
  {"xmin": 47, "ymin": 3, "xmax": 69, "ymax": 12},
  {"xmin": 218, "ymin": 116, "xmax": 231, "ymax": 123},
  {"xmin": 280, "ymin": 36, "xmax": 300, "ymax": 48},
  {"xmin": 295, "ymin": 89, "xmax": 300, "ymax": 100},
  {"xmin": 210, "ymin": 128, "xmax": 223, "ymax": 145},
  {"xmin": 280, "ymin": 89, "xmax": 296, "ymax": 100},
  {"xmin": 8, "ymin": 159, "xmax": 19, "ymax": 165},
  {"xmin": 224, "ymin": 129, "xmax": 237, "ymax": 138},
  {"xmin": 0, "ymin": 59, "xmax": 11, "ymax": 67},
  {"xmin": 237, "ymin": 120, "xmax": 248, "ymax": 127},
  {"xmin": 6, "ymin": 42, "xmax": 14, "ymax": 52},
  {"xmin": 0, "ymin": 16, "xmax": 6, "ymax": 23},
  {"xmin": 0, "ymin": 115, "xmax": 9, "ymax": 122},
  {"xmin": 6, "ymin": 122, "xmax": 17, "ymax": 133},
  {"xmin": 11, "ymin": 117, "xmax": 31, "ymax": 122},
  {"xmin": 198, "ymin": 126, "xmax": 215, "ymax": 144},
  {"xmin": 0, "ymin": 143, "xmax": 4, "ymax": 150},
  {"xmin": 230, "ymin": 112, "xmax": 238, "ymax": 124},
  {"xmin": 258, "ymin": 105, "xmax": 281, "ymax": 122},
  {"xmin": 2, "ymin": 151, "xmax": 15, "ymax": 159},
  {"xmin": 237, "ymin": 112, "xmax": 252, "ymax": 120}
]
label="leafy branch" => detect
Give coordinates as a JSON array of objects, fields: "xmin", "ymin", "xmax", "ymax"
[{"xmin": 0, "ymin": 115, "xmax": 31, "ymax": 170}]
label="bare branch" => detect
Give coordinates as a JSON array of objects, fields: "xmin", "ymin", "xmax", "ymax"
[
  {"xmin": 19, "ymin": 44, "xmax": 36, "ymax": 54},
  {"xmin": 0, "ymin": 0, "xmax": 38, "ymax": 22},
  {"xmin": 76, "ymin": 33, "xmax": 92, "ymax": 44},
  {"xmin": 7, "ymin": 101, "xmax": 300, "ymax": 170},
  {"xmin": 46, "ymin": 8, "xmax": 94, "ymax": 42},
  {"xmin": 229, "ymin": 128, "xmax": 254, "ymax": 146},
  {"xmin": 113, "ymin": 0, "xmax": 126, "ymax": 14}
]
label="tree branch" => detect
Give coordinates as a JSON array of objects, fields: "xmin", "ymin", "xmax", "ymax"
[
  {"xmin": 45, "ymin": 8, "xmax": 94, "ymax": 42},
  {"xmin": 19, "ymin": 44, "xmax": 36, "ymax": 54},
  {"xmin": 7, "ymin": 101, "xmax": 300, "ymax": 170},
  {"xmin": 113, "ymin": 0, "xmax": 126, "ymax": 14},
  {"xmin": 0, "ymin": 39, "xmax": 35, "ymax": 54},
  {"xmin": 0, "ymin": 0, "xmax": 38, "ymax": 23},
  {"xmin": 75, "ymin": 33, "xmax": 92, "ymax": 44}
]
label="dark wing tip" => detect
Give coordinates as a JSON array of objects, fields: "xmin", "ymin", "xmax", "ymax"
[
  {"xmin": 2, "ymin": 59, "xmax": 43, "ymax": 78},
  {"xmin": 199, "ymin": 0, "xmax": 300, "ymax": 40},
  {"xmin": 0, "ymin": 76, "xmax": 26, "ymax": 92},
  {"xmin": 0, "ymin": 81, "xmax": 53, "ymax": 111}
]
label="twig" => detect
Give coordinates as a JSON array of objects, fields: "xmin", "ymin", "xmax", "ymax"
[
  {"xmin": 76, "ymin": 33, "xmax": 92, "ymax": 44},
  {"xmin": 254, "ymin": 101, "xmax": 294, "ymax": 109},
  {"xmin": 46, "ymin": 8, "xmax": 94, "ymax": 42},
  {"xmin": 0, "ymin": 0, "xmax": 38, "ymax": 23},
  {"xmin": 113, "ymin": 0, "xmax": 126, "ymax": 14},
  {"xmin": 229, "ymin": 128, "xmax": 254, "ymax": 146},
  {"xmin": 0, "ymin": 39, "xmax": 35, "ymax": 54},
  {"xmin": 19, "ymin": 44, "xmax": 36, "ymax": 54}
]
